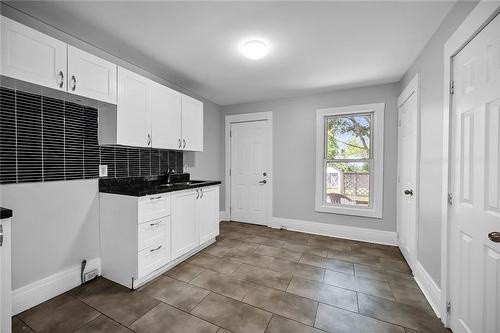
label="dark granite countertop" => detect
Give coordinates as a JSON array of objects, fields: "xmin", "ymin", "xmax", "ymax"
[
  {"xmin": 99, "ymin": 176, "xmax": 221, "ymax": 197},
  {"xmin": 1, "ymin": 207, "xmax": 13, "ymax": 219}
]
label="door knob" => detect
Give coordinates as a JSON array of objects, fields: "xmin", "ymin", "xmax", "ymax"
[
  {"xmin": 259, "ymin": 180, "xmax": 267, "ymax": 184},
  {"xmin": 263, "ymin": 172, "xmax": 267, "ymax": 176},
  {"xmin": 488, "ymin": 232, "xmax": 500, "ymax": 243},
  {"xmin": 404, "ymin": 189, "xmax": 413, "ymax": 196}
]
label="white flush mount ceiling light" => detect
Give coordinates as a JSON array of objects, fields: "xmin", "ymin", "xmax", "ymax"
[{"xmin": 241, "ymin": 40, "xmax": 269, "ymax": 60}]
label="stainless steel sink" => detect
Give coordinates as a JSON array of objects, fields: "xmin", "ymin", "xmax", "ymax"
[{"xmin": 159, "ymin": 180, "xmax": 206, "ymax": 187}]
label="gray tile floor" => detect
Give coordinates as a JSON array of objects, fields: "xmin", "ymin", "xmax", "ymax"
[{"xmin": 13, "ymin": 221, "xmax": 450, "ymax": 333}]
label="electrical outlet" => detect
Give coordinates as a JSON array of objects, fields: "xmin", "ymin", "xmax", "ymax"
[
  {"xmin": 83, "ymin": 269, "xmax": 98, "ymax": 283},
  {"xmin": 183, "ymin": 164, "xmax": 189, "ymax": 173},
  {"xmin": 99, "ymin": 164, "xmax": 108, "ymax": 177}
]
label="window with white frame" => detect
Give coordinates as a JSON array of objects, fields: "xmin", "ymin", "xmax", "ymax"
[{"xmin": 315, "ymin": 103, "xmax": 385, "ymax": 218}]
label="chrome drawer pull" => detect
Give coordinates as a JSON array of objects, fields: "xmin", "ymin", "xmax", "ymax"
[
  {"xmin": 150, "ymin": 245, "xmax": 162, "ymax": 252},
  {"xmin": 149, "ymin": 196, "xmax": 162, "ymax": 200},
  {"xmin": 150, "ymin": 221, "xmax": 161, "ymax": 227}
]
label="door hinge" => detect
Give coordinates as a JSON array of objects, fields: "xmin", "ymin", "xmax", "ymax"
[
  {"xmin": 229, "ymin": 168, "xmax": 231, "ymax": 176},
  {"xmin": 230, "ymin": 130, "xmax": 232, "ymax": 137},
  {"xmin": 447, "ymin": 301, "xmax": 451, "ymax": 313},
  {"xmin": 448, "ymin": 193, "xmax": 453, "ymax": 205},
  {"xmin": 450, "ymin": 80, "xmax": 455, "ymax": 95}
]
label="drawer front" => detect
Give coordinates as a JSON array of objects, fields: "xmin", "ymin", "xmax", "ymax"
[
  {"xmin": 138, "ymin": 240, "xmax": 169, "ymax": 279},
  {"xmin": 138, "ymin": 216, "xmax": 169, "ymax": 251},
  {"xmin": 138, "ymin": 193, "xmax": 170, "ymax": 223}
]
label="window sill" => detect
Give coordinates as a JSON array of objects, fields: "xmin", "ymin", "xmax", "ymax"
[{"xmin": 315, "ymin": 204, "xmax": 382, "ymax": 219}]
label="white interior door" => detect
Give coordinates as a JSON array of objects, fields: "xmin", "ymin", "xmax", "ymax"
[
  {"xmin": 397, "ymin": 75, "xmax": 419, "ymax": 271},
  {"xmin": 230, "ymin": 120, "xmax": 270, "ymax": 225},
  {"xmin": 449, "ymin": 13, "xmax": 500, "ymax": 333}
]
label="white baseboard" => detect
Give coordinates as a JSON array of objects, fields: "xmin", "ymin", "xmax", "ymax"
[
  {"xmin": 12, "ymin": 257, "xmax": 101, "ymax": 315},
  {"xmin": 270, "ymin": 217, "xmax": 398, "ymax": 246},
  {"xmin": 219, "ymin": 210, "xmax": 229, "ymax": 222},
  {"xmin": 413, "ymin": 261, "xmax": 442, "ymax": 318}
]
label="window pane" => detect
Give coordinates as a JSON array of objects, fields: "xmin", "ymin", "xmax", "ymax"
[
  {"xmin": 325, "ymin": 161, "xmax": 370, "ymax": 206},
  {"xmin": 326, "ymin": 114, "xmax": 371, "ymax": 159}
]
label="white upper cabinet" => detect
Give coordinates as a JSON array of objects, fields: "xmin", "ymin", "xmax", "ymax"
[
  {"xmin": 181, "ymin": 94, "xmax": 204, "ymax": 152},
  {"xmin": 149, "ymin": 81, "xmax": 182, "ymax": 150},
  {"xmin": 117, "ymin": 67, "xmax": 150, "ymax": 147},
  {"xmin": 1, "ymin": 16, "xmax": 67, "ymax": 91},
  {"xmin": 67, "ymin": 45, "xmax": 117, "ymax": 104}
]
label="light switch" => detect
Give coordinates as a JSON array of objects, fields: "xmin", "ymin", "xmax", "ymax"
[{"xmin": 99, "ymin": 164, "xmax": 108, "ymax": 177}]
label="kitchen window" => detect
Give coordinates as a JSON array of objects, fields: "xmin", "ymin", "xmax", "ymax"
[{"xmin": 315, "ymin": 103, "xmax": 385, "ymax": 218}]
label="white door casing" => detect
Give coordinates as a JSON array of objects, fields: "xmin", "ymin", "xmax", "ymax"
[
  {"xmin": 226, "ymin": 112, "xmax": 273, "ymax": 226},
  {"xmin": 449, "ymin": 13, "xmax": 500, "ymax": 333},
  {"xmin": 397, "ymin": 74, "xmax": 420, "ymax": 272}
]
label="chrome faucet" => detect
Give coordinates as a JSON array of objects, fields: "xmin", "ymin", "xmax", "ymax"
[{"xmin": 165, "ymin": 168, "xmax": 176, "ymax": 183}]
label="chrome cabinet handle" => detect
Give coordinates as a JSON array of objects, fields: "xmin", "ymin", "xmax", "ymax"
[
  {"xmin": 196, "ymin": 189, "xmax": 200, "ymax": 199},
  {"xmin": 150, "ymin": 245, "xmax": 162, "ymax": 252},
  {"xmin": 404, "ymin": 189, "xmax": 413, "ymax": 196},
  {"xmin": 488, "ymin": 232, "xmax": 500, "ymax": 243},
  {"xmin": 183, "ymin": 139, "xmax": 186, "ymax": 149},
  {"xmin": 57, "ymin": 71, "xmax": 64, "ymax": 88},
  {"xmin": 0, "ymin": 224, "xmax": 3, "ymax": 247},
  {"xmin": 147, "ymin": 134, "xmax": 151, "ymax": 146},
  {"xmin": 71, "ymin": 75, "xmax": 77, "ymax": 91},
  {"xmin": 178, "ymin": 139, "xmax": 182, "ymax": 148},
  {"xmin": 200, "ymin": 189, "xmax": 204, "ymax": 199},
  {"xmin": 149, "ymin": 195, "xmax": 162, "ymax": 200},
  {"xmin": 259, "ymin": 180, "xmax": 267, "ymax": 184},
  {"xmin": 150, "ymin": 221, "xmax": 161, "ymax": 227}
]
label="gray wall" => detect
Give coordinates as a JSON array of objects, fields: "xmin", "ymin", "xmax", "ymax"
[
  {"xmin": 0, "ymin": 4, "xmax": 225, "ymax": 289},
  {"xmin": 398, "ymin": 1, "xmax": 477, "ymax": 286},
  {"xmin": 0, "ymin": 180, "xmax": 99, "ymax": 289},
  {"xmin": 222, "ymin": 83, "xmax": 399, "ymax": 232}
]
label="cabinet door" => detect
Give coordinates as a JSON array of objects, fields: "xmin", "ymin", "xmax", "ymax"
[
  {"xmin": 1, "ymin": 16, "xmax": 66, "ymax": 91},
  {"xmin": 149, "ymin": 81, "xmax": 182, "ymax": 149},
  {"xmin": 198, "ymin": 187, "xmax": 220, "ymax": 244},
  {"xmin": 181, "ymin": 94, "xmax": 203, "ymax": 151},
  {"xmin": 171, "ymin": 190, "xmax": 199, "ymax": 260},
  {"xmin": 117, "ymin": 67, "xmax": 150, "ymax": 147},
  {"xmin": 67, "ymin": 45, "xmax": 117, "ymax": 104}
]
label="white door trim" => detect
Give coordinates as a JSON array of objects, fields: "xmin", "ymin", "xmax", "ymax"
[
  {"xmin": 225, "ymin": 111, "xmax": 273, "ymax": 225},
  {"xmin": 441, "ymin": 2, "xmax": 500, "ymax": 326},
  {"xmin": 397, "ymin": 73, "xmax": 420, "ymax": 272}
]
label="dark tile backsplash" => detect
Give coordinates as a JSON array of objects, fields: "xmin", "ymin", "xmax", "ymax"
[{"xmin": 0, "ymin": 87, "xmax": 183, "ymax": 184}]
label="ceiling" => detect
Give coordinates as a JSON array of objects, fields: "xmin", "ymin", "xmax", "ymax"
[{"xmin": 5, "ymin": 1, "xmax": 456, "ymax": 105}]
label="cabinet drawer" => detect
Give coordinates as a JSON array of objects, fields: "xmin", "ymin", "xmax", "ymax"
[
  {"xmin": 138, "ymin": 240, "xmax": 169, "ymax": 279},
  {"xmin": 138, "ymin": 216, "xmax": 169, "ymax": 251},
  {"xmin": 138, "ymin": 194, "xmax": 170, "ymax": 223}
]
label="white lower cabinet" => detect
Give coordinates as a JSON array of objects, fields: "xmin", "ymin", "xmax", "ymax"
[
  {"xmin": 171, "ymin": 190, "xmax": 199, "ymax": 260},
  {"xmin": 198, "ymin": 187, "xmax": 220, "ymax": 244},
  {"xmin": 0, "ymin": 216, "xmax": 12, "ymax": 333},
  {"xmin": 171, "ymin": 186, "xmax": 220, "ymax": 259},
  {"xmin": 100, "ymin": 185, "xmax": 219, "ymax": 289}
]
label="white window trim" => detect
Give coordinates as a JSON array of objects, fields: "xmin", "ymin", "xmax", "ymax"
[{"xmin": 315, "ymin": 103, "xmax": 385, "ymax": 218}]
